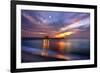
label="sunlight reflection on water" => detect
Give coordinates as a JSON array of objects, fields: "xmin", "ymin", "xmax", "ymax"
[{"xmin": 22, "ymin": 39, "xmax": 90, "ymax": 61}]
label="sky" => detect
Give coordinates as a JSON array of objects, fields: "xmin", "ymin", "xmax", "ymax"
[{"xmin": 21, "ymin": 10, "xmax": 90, "ymax": 39}]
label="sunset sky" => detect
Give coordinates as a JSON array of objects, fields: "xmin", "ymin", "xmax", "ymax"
[{"xmin": 21, "ymin": 10, "xmax": 90, "ymax": 39}]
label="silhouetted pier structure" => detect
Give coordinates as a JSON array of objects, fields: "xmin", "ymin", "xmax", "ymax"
[{"xmin": 22, "ymin": 37, "xmax": 64, "ymax": 40}]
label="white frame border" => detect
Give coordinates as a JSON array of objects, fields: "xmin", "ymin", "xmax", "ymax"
[{"xmin": 16, "ymin": 5, "xmax": 94, "ymax": 69}]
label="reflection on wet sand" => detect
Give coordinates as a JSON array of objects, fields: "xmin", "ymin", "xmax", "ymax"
[
  {"xmin": 42, "ymin": 39, "xmax": 49, "ymax": 56},
  {"xmin": 53, "ymin": 54, "xmax": 70, "ymax": 60},
  {"xmin": 41, "ymin": 38, "xmax": 72, "ymax": 60},
  {"xmin": 57, "ymin": 41, "xmax": 65, "ymax": 52}
]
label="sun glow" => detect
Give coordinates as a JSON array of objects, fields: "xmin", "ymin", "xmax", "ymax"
[{"xmin": 55, "ymin": 32, "xmax": 74, "ymax": 38}]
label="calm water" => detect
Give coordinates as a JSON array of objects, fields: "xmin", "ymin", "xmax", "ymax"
[{"xmin": 21, "ymin": 39, "xmax": 90, "ymax": 62}]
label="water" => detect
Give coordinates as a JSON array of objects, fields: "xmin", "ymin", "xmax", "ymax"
[{"xmin": 21, "ymin": 39, "xmax": 90, "ymax": 62}]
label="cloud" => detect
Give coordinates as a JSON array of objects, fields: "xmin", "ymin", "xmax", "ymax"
[
  {"xmin": 22, "ymin": 12, "xmax": 57, "ymax": 37},
  {"xmin": 60, "ymin": 17, "xmax": 90, "ymax": 32}
]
